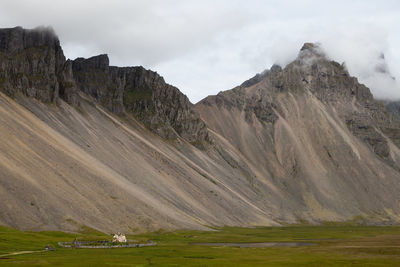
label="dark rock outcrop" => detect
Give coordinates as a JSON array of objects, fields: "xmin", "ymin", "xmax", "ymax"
[
  {"xmin": 0, "ymin": 26, "xmax": 77, "ymax": 104},
  {"xmin": 72, "ymin": 55, "xmax": 124, "ymax": 113},
  {"xmin": 72, "ymin": 55, "xmax": 209, "ymax": 144}
]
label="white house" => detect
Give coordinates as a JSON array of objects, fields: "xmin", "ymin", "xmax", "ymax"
[{"xmin": 112, "ymin": 232, "xmax": 127, "ymax": 243}]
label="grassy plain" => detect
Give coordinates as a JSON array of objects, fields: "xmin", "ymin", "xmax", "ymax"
[{"xmin": 0, "ymin": 225, "xmax": 400, "ymax": 266}]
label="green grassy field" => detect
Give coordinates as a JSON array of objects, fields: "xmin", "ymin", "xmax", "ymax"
[{"xmin": 0, "ymin": 225, "xmax": 400, "ymax": 266}]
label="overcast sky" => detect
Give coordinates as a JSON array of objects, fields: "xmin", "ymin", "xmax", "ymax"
[{"xmin": 1, "ymin": 0, "xmax": 400, "ymax": 103}]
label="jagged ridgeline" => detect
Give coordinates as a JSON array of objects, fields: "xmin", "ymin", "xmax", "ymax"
[
  {"xmin": 1, "ymin": 26, "xmax": 400, "ymax": 233},
  {"xmin": 0, "ymin": 26, "xmax": 208, "ymax": 145},
  {"xmin": 71, "ymin": 55, "xmax": 209, "ymax": 144}
]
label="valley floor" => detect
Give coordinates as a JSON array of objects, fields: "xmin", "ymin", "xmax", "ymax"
[{"xmin": 0, "ymin": 225, "xmax": 400, "ymax": 266}]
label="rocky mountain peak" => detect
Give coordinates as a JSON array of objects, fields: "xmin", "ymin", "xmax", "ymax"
[
  {"xmin": 297, "ymin": 42, "xmax": 326, "ymax": 62},
  {"xmin": 73, "ymin": 54, "xmax": 110, "ymax": 70},
  {"xmin": 241, "ymin": 43, "xmax": 326, "ymax": 90},
  {"xmin": 300, "ymin": 42, "xmax": 319, "ymax": 51}
]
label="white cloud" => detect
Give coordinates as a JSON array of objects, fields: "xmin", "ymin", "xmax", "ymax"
[{"xmin": 0, "ymin": 0, "xmax": 400, "ymax": 102}]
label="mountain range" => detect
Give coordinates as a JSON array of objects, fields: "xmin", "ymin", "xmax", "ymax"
[{"xmin": 0, "ymin": 26, "xmax": 400, "ymax": 233}]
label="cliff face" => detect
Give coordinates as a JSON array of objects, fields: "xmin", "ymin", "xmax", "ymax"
[
  {"xmin": 0, "ymin": 26, "xmax": 208, "ymax": 144},
  {"xmin": 0, "ymin": 26, "xmax": 77, "ymax": 104},
  {"xmin": 72, "ymin": 55, "xmax": 209, "ymax": 144}
]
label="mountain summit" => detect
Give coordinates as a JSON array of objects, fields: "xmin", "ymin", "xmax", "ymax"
[
  {"xmin": 197, "ymin": 42, "xmax": 400, "ymax": 226},
  {"xmin": 299, "ymin": 42, "xmax": 325, "ymax": 57},
  {"xmin": 1, "ymin": 28, "xmax": 400, "ymax": 233}
]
